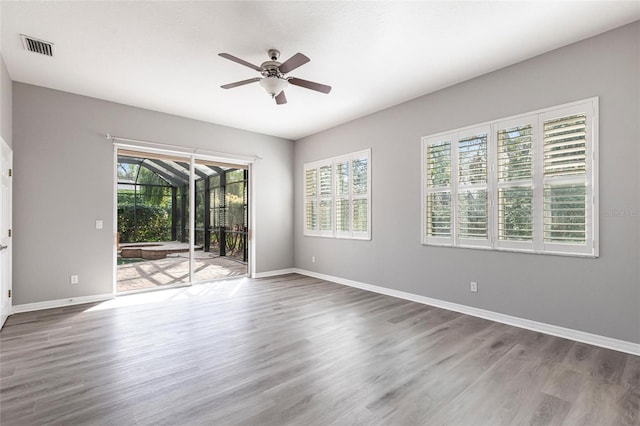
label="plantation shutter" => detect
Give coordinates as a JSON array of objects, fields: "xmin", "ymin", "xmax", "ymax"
[
  {"xmin": 422, "ymin": 98, "xmax": 597, "ymax": 257},
  {"xmin": 424, "ymin": 135, "xmax": 453, "ymax": 245},
  {"xmin": 495, "ymin": 119, "xmax": 535, "ymax": 251},
  {"xmin": 351, "ymin": 152, "xmax": 370, "ymax": 238},
  {"xmin": 541, "ymin": 103, "xmax": 594, "ymax": 255},
  {"xmin": 456, "ymin": 127, "xmax": 490, "ymax": 247},
  {"xmin": 304, "ymin": 160, "xmax": 334, "ymax": 236},
  {"xmin": 318, "ymin": 164, "xmax": 333, "ymax": 234},
  {"xmin": 335, "ymin": 157, "xmax": 350, "ymax": 235},
  {"xmin": 304, "ymin": 167, "xmax": 318, "ymax": 233},
  {"xmin": 304, "ymin": 149, "xmax": 371, "ymax": 240}
]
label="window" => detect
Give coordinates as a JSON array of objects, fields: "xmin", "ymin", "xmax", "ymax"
[
  {"xmin": 425, "ymin": 140, "xmax": 452, "ymax": 241},
  {"xmin": 422, "ymin": 98, "xmax": 598, "ymax": 257},
  {"xmin": 304, "ymin": 149, "xmax": 371, "ymax": 239},
  {"xmin": 457, "ymin": 128, "xmax": 490, "ymax": 247},
  {"xmin": 497, "ymin": 121, "xmax": 534, "ymax": 248}
]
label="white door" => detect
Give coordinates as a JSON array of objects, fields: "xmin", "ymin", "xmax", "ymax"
[{"xmin": 0, "ymin": 138, "xmax": 12, "ymax": 328}]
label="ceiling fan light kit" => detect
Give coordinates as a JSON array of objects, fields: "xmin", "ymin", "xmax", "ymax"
[
  {"xmin": 219, "ymin": 49, "xmax": 332, "ymax": 105},
  {"xmin": 259, "ymin": 76, "xmax": 288, "ymax": 96}
]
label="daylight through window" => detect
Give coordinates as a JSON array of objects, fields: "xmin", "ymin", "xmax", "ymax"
[
  {"xmin": 422, "ymin": 98, "xmax": 598, "ymax": 257},
  {"xmin": 304, "ymin": 149, "xmax": 371, "ymax": 240}
]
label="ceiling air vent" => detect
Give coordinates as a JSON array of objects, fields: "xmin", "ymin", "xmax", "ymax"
[{"xmin": 20, "ymin": 34, "xmax": 54, "ymax": 57}]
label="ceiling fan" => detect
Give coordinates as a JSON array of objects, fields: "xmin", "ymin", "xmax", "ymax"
[{"xmin": 219, "ymin": 49, "xmax": 332, "ymax": 105}]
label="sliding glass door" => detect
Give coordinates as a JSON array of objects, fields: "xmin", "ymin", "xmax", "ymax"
[
  {"xmin": 193, "ymin": 160, "xmax": 249, "ymax": 283},
  {"xmin": 115, "ymin": 148, "xmax": 249, "ymax": 293}
]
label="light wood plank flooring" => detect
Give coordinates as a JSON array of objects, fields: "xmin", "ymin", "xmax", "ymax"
[{"xmin": 1, "ymin": 274, "xmax": 638, "ymax": 425}]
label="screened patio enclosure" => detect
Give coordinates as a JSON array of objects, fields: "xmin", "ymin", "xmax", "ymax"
[{"xmin": 117, "ymin": 151, "xmax": 248, "ymax": 292}]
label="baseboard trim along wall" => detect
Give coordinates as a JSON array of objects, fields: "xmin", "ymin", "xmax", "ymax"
[
  {"xmin": 294, "ymin": 268, "xmax": 640, "ymax": 356},
  {"xmin": 8, "ymin": 271, "xmax": 638, "ymax": 356},
  {"xmin": 11, "ymin": 294, "xmax": 115, "ymax": 314},
  {"xmin": 252, "ymin": 268, "xmax": 296, "ymax": 279}
]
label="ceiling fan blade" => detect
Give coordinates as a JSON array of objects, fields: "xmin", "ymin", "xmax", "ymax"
[
  {"xmin": 218, "ymin": 53, "xmax": 262, "ymax": 71},
  {"xmin": 275, "ymin": 90, "xmax": 287, "ymax": 105},
  {"xmin": 288, "ymin": 77, "xmax": 332, "ymax": 94},
  {"xmin": 278, "ymin": 53, "xmax": 310, "ymax": 74},
  {"xmin": 220, "ymin": 77, "xmax": 261, "ymax": 89}
]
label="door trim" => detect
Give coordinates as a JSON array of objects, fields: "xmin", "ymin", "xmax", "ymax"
[{"xmin": 0, "ymin": 137, "xmax": 13, "ymax": 328}]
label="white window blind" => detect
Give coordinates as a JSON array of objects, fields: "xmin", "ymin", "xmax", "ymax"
[
  {"xmin": 422, "ymin": 98, "xmax": 598, "ymax": 257},
  {"xmin": 351, "ymin": 154, "xmax": 369, "ymax": 237},
  {"xmin": 304, "ymin": 168, "xmax": 318, "ymax": 233},
  {"xmin": 304, "ymin": 149, "xmax": 371, "ymax": 240},
  {"xmin": 496, "ymin": 119, "xmax": 535, "ymax": 252},
  {"xmin": 424, "ymin": 139, "xmax": 453, "ymax": 244},
  {"xmin": 335, "ymin": 159, "xmax": 350, "ymax": 233},
  {"xmin": 457, "ymin": 129, "xmax": 490, "ymax": 247},
  {"xmin": 541, "ymin": 107, "xmax": 593, "ymax": 255},
  {"xmin": 318, "ymin": 164, "xmax": 333, "ymax": 233}
]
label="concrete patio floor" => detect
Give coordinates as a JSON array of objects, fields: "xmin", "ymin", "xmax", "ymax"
[{"xmin": 117, "ymin": 252, "xmax": 247, "ymax": 292}]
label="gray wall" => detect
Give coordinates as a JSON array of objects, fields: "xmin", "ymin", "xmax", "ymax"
[
  {"xmin": 12, "ymin": 83, "xmax": 294, "ymax": 305},
  {"xmin": 0, "ymin": 56, "xmax": 11, "ymax": 147},
  {"xmin": 294, "ymin": 23, "xmax": 640, "ymax": 343}
]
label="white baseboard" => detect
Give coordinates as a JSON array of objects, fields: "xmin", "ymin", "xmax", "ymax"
[
  {"xmin": 293, "ymin": 268, "xmax": 640, "ymax": 356},
  {"xmin": 252, "ymin": 268, "xmax": 295, "ymax": 279},
  {"xmin": 11, "ymin": 293, "xmax": 115, "ymax": 314}
]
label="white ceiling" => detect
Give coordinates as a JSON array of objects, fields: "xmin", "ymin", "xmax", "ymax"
[{"xmin": 2, "ymin": 1, "xmax": 639, "ymax": 140}]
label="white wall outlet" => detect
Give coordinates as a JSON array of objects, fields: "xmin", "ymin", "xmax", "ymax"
[
  {"xmin": 70, "ymin": 275, "xmax": 79, "ymax": 285},
  {"xmin": 312, "ymin": 256, "xmax": 316, "ymax": 263},
  {"xmin": 95, "ymin": 220, "xmax": 103, "ymax": 230},
  {"xmin": 470, "ymin": 281, "xmax": 478, "ymax": 292}
]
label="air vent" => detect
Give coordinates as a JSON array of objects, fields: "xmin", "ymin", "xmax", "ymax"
[{"xmin": 20, "ymin": 34, "xmax": 54, "ymax": 57}]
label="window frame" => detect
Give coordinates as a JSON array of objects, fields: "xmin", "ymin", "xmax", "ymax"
[
  {"xmin": 304, "ymin": 149, "xmax": 371, "ymax": 240},
  {"xmin": 422, "ymin": 97, "xmax": 598, "ymax": 258}
]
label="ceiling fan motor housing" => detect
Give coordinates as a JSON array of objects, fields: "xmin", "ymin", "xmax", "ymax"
[{"xmin": 260, "ymin": 61, "xmax": 282, "ymax": 77}]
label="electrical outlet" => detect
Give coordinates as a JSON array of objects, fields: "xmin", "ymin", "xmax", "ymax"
[
  {"xmin": 70, "ymin": 275, "xmax": 79, "ymax": 285},
  {"xmin": 312, "ymin": 256, "xmax": 316, "ymax": 263},
  {"xmin": 95, "ymin": 220, "xmax": 103, "ymax": 230},
  {"xmin": 470, "ymin": 281, "xmax": 478, "ymax": 292}
]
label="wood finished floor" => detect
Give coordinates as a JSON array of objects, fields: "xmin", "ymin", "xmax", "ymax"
[{"xmin": 1, "ymin": 273, "xmax": 638, "ymax": 425}]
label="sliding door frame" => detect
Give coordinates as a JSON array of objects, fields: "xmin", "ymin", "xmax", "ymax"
[{"xmin": 112, "ymin": 143, "xmax": 254, "ymax": 294}]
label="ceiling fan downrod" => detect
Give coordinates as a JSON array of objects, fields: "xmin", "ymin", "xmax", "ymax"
[{"xmin": 268, "ymin": 49, "xmax": 280, "ymax": 61}]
